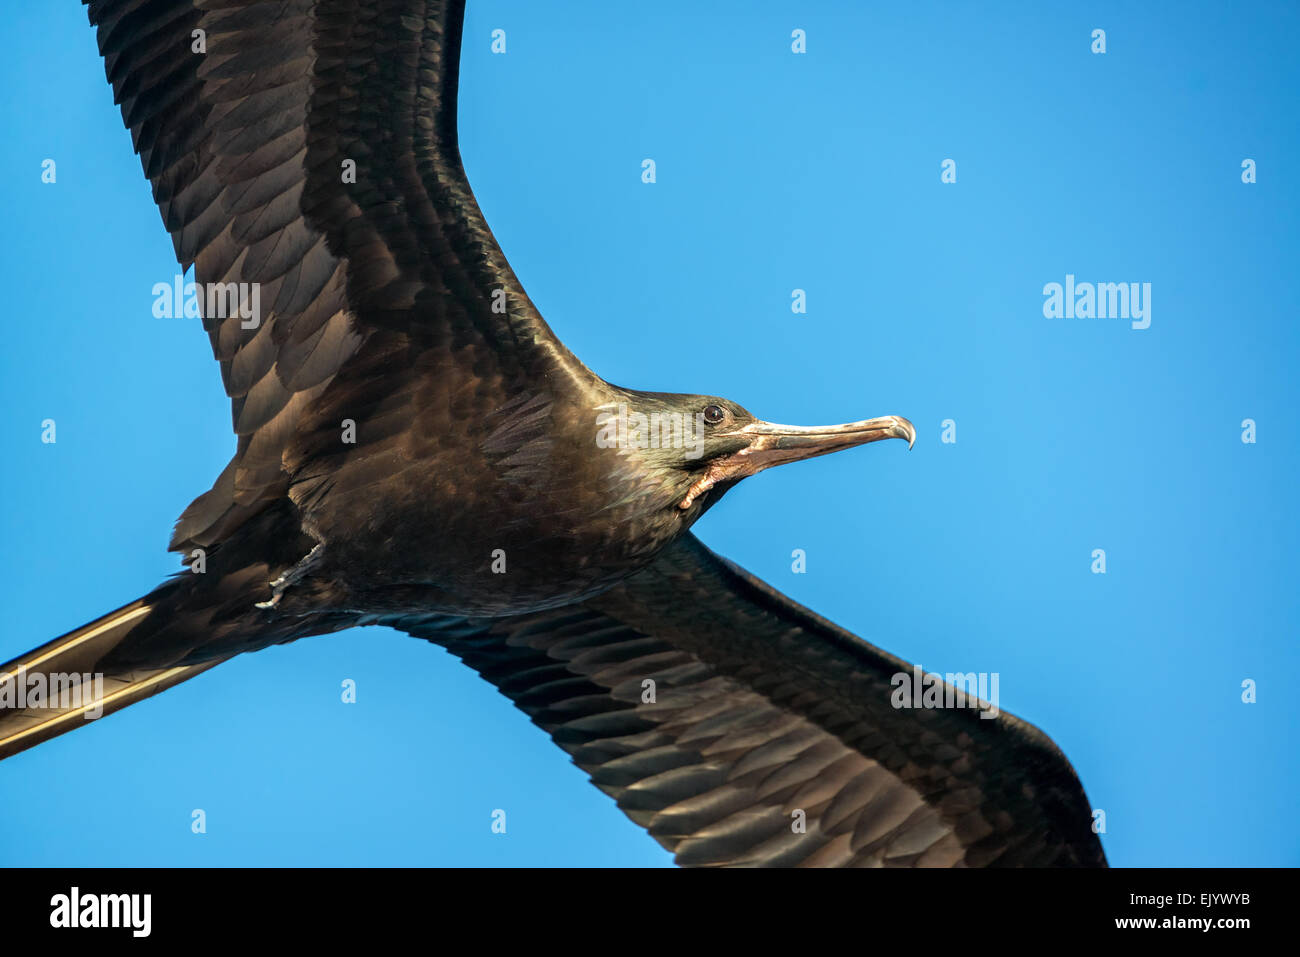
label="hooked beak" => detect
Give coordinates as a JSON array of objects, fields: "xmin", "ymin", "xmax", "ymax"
[{"xmin": 678, "ymin": 414, "xmax": 915, "ymax": 509}]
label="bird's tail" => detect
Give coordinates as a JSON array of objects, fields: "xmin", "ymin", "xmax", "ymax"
[{"xmin": 0, "ymin": 593, "xmax": 233, "ymax": 761}]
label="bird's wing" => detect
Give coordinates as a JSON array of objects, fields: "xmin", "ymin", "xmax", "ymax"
[
  {"xmin": 391, "ymin": 533, "xmax": 1106, "ymax": 867},
  {"xmin": 88, "ymin": 0, "xmax": 578, "ymax": 549}
]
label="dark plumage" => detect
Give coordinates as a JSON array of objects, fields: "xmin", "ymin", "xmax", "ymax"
[{"xmin": 0, "ymin": 0, "xmax": 1105, "ymax": 867}]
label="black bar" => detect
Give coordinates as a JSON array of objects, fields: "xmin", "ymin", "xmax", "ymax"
[{"xmin": 0, "ymin": 867, "xmax": 1284, "ymax": 942}]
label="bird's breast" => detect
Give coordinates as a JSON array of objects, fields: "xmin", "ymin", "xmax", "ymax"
[{"xmin": 295, "ymin": 460, "xmax": 685, "ymax": 618}]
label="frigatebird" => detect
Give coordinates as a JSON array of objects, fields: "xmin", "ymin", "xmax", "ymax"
[{"xmin": 0, "ymin": 0, "xmax": 1105, "ymax": 867}]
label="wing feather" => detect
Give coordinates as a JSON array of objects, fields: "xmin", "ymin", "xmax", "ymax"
[
  {"xmin": 389, "ymin": 534, "xmax": 1106, "ymax": 867},
  {"xmin": 85, "ymin": 0, "xmax": 580, "ymax": 550}
]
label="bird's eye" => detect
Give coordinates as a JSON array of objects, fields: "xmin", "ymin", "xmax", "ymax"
[{"xmin": 702, "ymin": 404, "xmax": 726, "ymax": 425}]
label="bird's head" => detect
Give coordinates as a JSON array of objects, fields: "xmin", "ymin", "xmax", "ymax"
[{"xmin": 594, "ymin": 389, "xmax": 915, "ymax": 518}]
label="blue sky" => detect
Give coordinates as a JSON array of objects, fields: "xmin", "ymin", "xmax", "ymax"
[{"xmin": 1, "ymin": 1, "xmax": 1296, "ymax": 866}]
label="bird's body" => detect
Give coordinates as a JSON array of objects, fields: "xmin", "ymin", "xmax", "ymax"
[
  {"xmin": 277, "ymin": 381, "xmax": 708, "ymax": 619},
  {"xmin": 0, "ymin": 0, "xmax": 1106, "ymax": 867}
]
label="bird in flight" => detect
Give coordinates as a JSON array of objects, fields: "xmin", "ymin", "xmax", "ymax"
[{"xmin": 1, "ymin": 0, "xmax": 1104, "ymax": 867}]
